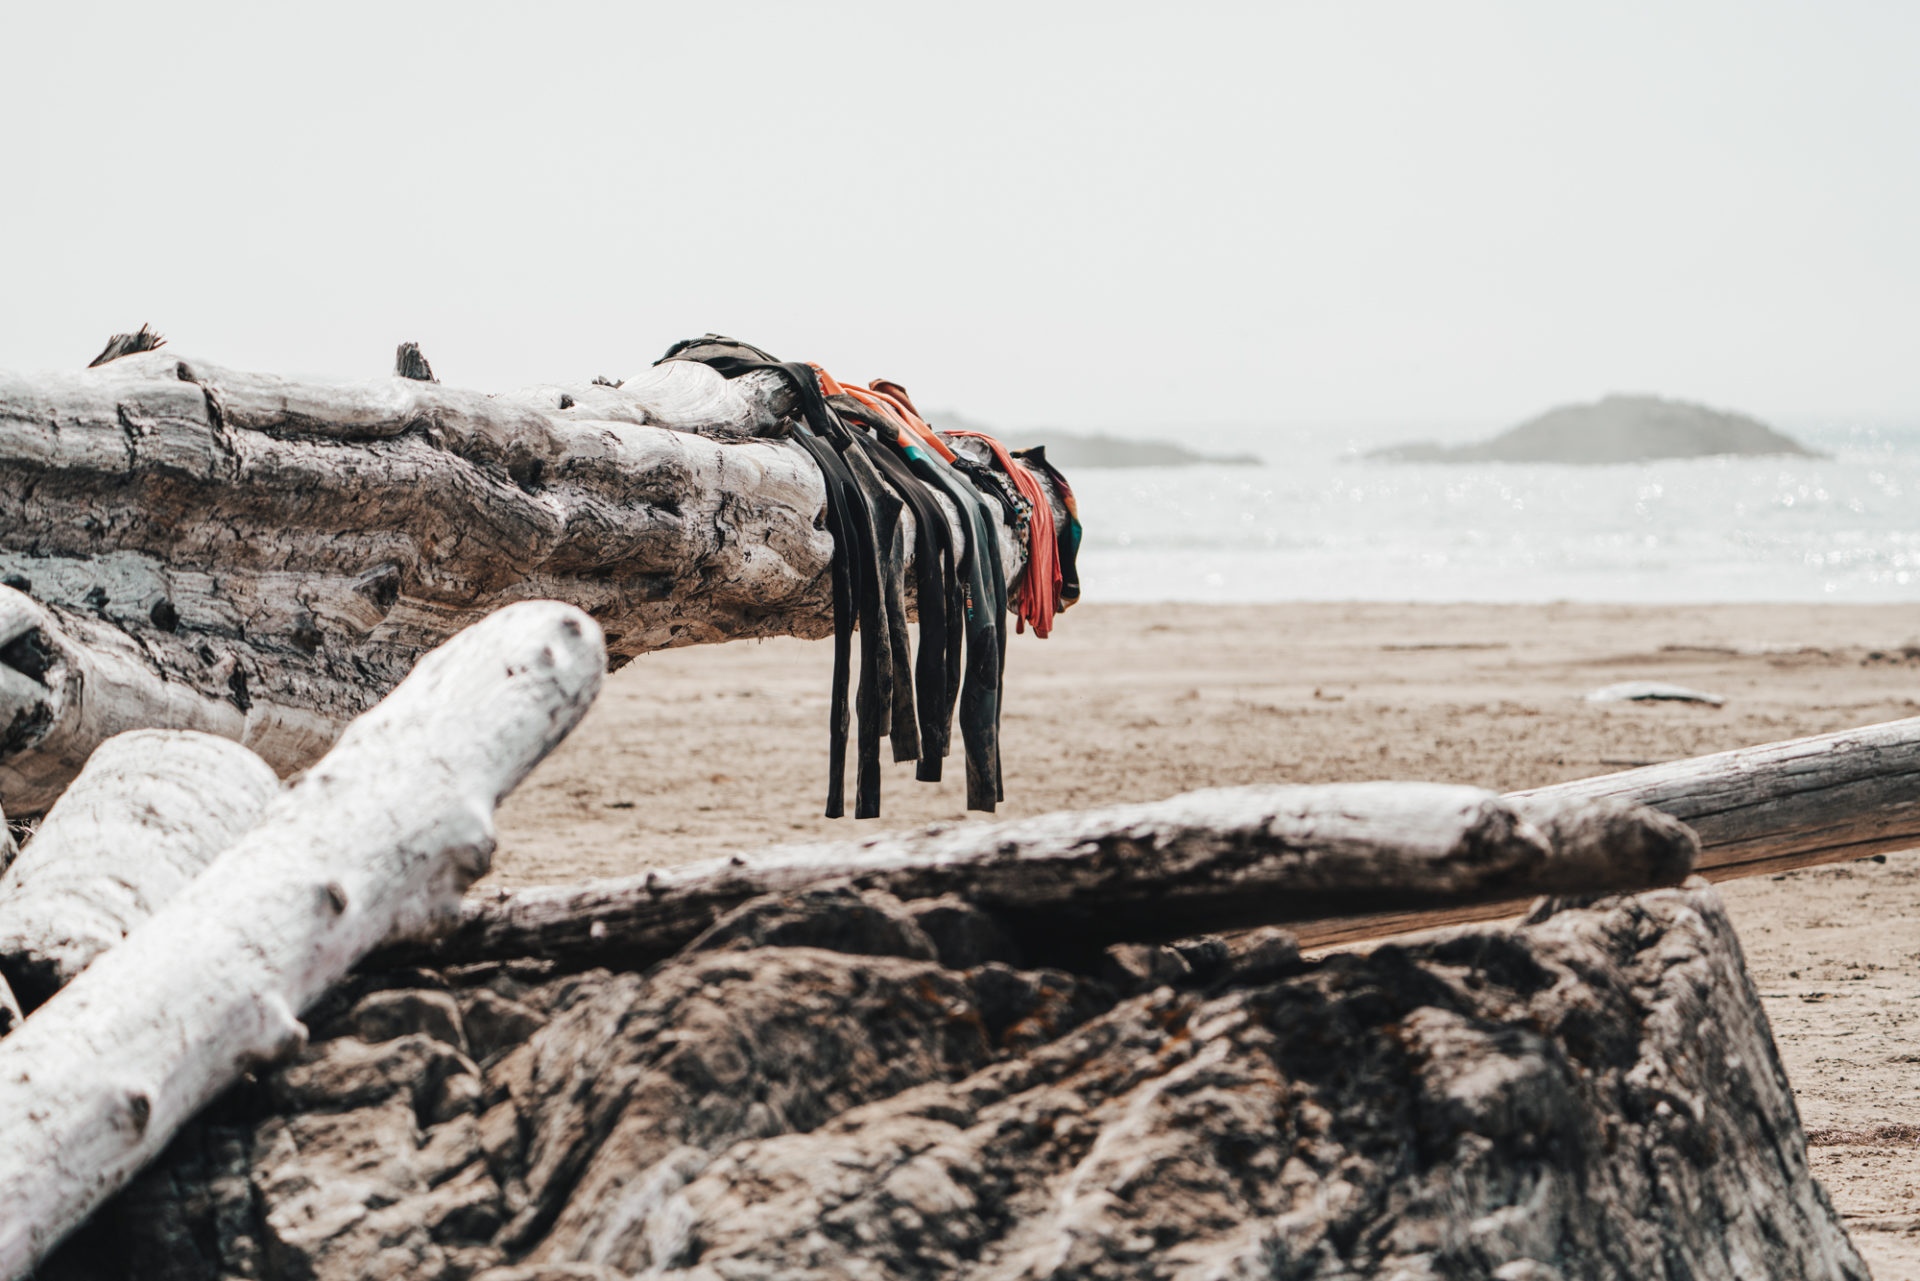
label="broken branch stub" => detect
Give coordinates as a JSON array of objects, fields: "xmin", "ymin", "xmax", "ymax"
[
  {"xmin": 0, "ymin": 599, "xmax": 605, "ymax": 1281},
  {"xmin": 395, "ymin": 782, "xmax": 1696, "ymax": 974},
  {"xmin": 0, "ymin": 729, "xmax": 281, "ymax": 1016}
]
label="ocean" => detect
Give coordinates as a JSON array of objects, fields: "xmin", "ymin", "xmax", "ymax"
[{"xmin": 1071, "ymin": 421, "xmax": 1920, "ymax": 604}]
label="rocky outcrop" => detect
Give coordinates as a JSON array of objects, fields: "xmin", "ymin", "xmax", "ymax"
[
  {"xmin": 49, "ymin": 883, "xmax": 1866, "ymax": 1281},
  {"xmin": 1371, "ymin": 394, "xmax": 1820, "ymax": 464},
  {"xmin": 928, "ymin": 413, "xmax": 1259, "ymax": 469},
  {"xmin": 1012, "ymin": 432, "xmax": 1260, "ymax": 469}
]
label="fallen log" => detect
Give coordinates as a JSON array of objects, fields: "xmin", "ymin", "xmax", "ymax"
[
  {"xmin": 0, "ymin": 728, "xmax": 280, "ymax": 1016},
  {"xmin": 406, "ymin": 714, "xmax": 1920, "ymax": 968},
  {"xmin": 0, "ymin": 348, "xmax": 1044, "ymax": 812},
  {"xmin": 387, "ymin": 783, "xmax": 1696, "ymax": 973},
  {"xmin": 1298, "ymin": 713, "xmax": 1920, "ymax": 949},
  {"xmin": 0, "ymin": 599, "xmax": 605, "ymax": 1280}
]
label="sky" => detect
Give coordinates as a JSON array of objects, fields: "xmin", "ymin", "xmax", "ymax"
[{"xmin": 2, "ymin": 1, "xmax": 1915, "ymax": 433}]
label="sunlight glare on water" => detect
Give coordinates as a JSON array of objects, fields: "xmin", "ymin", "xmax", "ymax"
[{"xmin": 1073, "ymin": 423, "xmax": 1920, "ymax": 603}]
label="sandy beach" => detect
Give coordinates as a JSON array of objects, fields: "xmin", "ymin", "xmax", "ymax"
[{"xmin": 494, "ymin": 600, "xmax": 1920, "ymax": 1274}]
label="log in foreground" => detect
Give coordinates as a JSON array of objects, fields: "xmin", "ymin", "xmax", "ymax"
[
  {"xmin": 0, "ymin": 350, "xmax": 1043, "ymax": 812},
  {"xmin": 0, "ymin": 729, "xmax": 280, "ymax": 1017},
  {"xmin": 393, "ymin": 782, "xmax": 1696, "ymax": 973},
  {"xmin": 1299, "ymin": 712, "xmax": 1920, "ymax": 949},
  {"xmin": 64, "ymin": 880, "xmax": 1865, "ymax": 1279},
  {"xmin": 0, "ymin": 600, "xmax": 605, "ymax": 1281}
]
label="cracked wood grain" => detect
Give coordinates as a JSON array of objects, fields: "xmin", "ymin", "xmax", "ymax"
[{"xmin": 383, "ymin": 782, "xmax": 1696, "ymax": 973}]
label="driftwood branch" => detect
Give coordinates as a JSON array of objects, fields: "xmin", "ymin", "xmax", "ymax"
[
  {"xmin": 0, "ymin": 729, "xmax": 280, "ymax": 1016},
  {"xmin": 399, "ymin": 713, "xmax": 1920, "ymax": 969},
  {"xmin": 0, "ymin": 600, "xmax": 605, "ymax": 1280},
  {"xmin": 0, "ymin": 350, "xmax": 1038, "ymax": 811},
  {"xmin": 1298, "ymin": 713, "xmax": 1920, "ymax": 948},
  {"xmin": 387, "ymin": 783, "xmax": 1695, "ymax": 973}
]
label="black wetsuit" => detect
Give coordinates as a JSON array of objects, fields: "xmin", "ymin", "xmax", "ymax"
[{"xmin": 901, "ymin": 441, "xmax": 1008, "ymax": 809}]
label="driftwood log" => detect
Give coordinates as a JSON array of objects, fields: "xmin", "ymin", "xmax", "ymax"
[
  {"xmin": 0, "ymin": 349, "xmax": 1043, "ymax": 813},
  {"xmin": 1300, "ymin": 713, "xmax": 1920, "ymax": 948},
  {"xmin": 376, "ymin": 713, "xmax": 1920, "ymax": 971},
  {"xmin": 53, "ymin": 878, "xmax": 1866, "ymax": 1280},
  {"xmin": 385, "ymin": 783, "xmax": 1696, "ymax": 974},
  {"xmin": 0, "ymin": 600, "xmax": 605, "ymax": 1280},
  {"xmin": 0, "ymin": 729, "xmax": 281, "ymax": 1018}
]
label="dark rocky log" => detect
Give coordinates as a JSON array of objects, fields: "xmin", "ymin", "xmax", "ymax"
[
  {"xmin": 380, "ymin": 783, "xmax": 1696, "ymax": 974},
  {"xmin": 52, "ymin": 880, "xmax": 1866, "ymax": 1280},
  {"xmin": 0, "ymin": 350, "xmax": 1046, "ymax": 813}
]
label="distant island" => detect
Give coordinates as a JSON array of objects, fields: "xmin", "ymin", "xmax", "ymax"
[
  {"xmin": 1368, "ymin": 394, "xmax": 1821, "ymax": 465},
  {"xmin": 930, "ymin": 412, "xmax": 1261, "ymax": 469}
]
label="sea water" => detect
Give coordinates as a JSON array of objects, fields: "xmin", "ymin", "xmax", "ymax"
[{"xmin": 1072, "ymin": 422, "xmax": 1920, "ymax": 603}]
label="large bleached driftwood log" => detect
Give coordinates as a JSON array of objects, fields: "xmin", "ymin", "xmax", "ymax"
[
  {"xmin": 0, "ymin": 600, "xmax": 605, "ymax": 1281},
  {"xmin": 1299, "ymin": 713, "xmax": 1920, "ymax": 948},
  {"xmin": 390, "ymin": 783, "xmax": 1695, "ymax": 973},
  {"xmin": 0, "ymin": 729, "xmax": 280, "ymax": 1017},
  {"xmin": 0, "ymin": 349, "xmax": 1038, "ymax": 813}
]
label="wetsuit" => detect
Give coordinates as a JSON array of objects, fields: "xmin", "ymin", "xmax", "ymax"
[
  {"xmin": 1014, "ymin": 446, "xmax": 1082, "ymax": 610},
  {"xmin": 948, "ymin": 431, "xmax": 1064, "ymax": 638},
  {"xmin": 658, "ymin": 336, "xmax": 1010, "ymax": 812}
]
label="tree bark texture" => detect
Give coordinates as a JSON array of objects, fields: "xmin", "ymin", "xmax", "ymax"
[
  {"xmin": 1298, "ymin": 712, "xmax": 1920, "ymax": 949},
  {"xmin": 0, "ymin": 728, "xmax": 280, "ymax": 1018},
  {"xmin": 388, "ymin": 783, "xmax": 1696, "ymax": 974},
  {"xmin": 0, "ymin": 600, "xmax": 605, "ymax": 1281},
  {"xmin": 0, "ymin": 352, "xmax": 1036, "ymax": 813},
  {"xmin": 53, "ymin": 879, "xmax": 1866, "ymax": 1280}
]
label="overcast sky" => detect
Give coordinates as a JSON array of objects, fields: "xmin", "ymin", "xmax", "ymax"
[{"xmin": 4, "ymin": 2, "xmax": 1915, "ymax": 431}]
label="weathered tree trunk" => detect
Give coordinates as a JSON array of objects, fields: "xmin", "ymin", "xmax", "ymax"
[
  {"xmin": 58, "ymin": 879, "xmax": 1866, "ymax": 1280},
  {"xmin": 0, "ymin": 351, "xmax": 1038, "ymax": 813},
  {"xmin": 0, "ymin": 600, "xmax": 605, "ymax": 1281},
  {"xmin": 0, "ymin": 728, "xmax": 280, "ymax": 1017},
  {"xmin": 388, "ymin": 783, "xmax": 1695, "ymax": 973},
  {"xmin": 1299, "ymin": 713, "xmax": 1920, "ymax": 949},
  {"xmin": 402, "ymin": 714, "xmax": 1920, "ymax": 969},
  {"xmin": 1517, "ymin": 713, "xmax": 1920, "ymax": 876}
]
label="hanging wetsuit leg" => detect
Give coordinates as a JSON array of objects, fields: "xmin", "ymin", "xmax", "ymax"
[
  {"xmin": 863, "ymin": 441, "xmax": 954, "ymax": 777},
  {"xmin": 985, "ymin": 508, "xmax": 1010, "ymax": 803},
  {"xmin": 907, "ymin": 454, "xmax": 1006, "ymax": 812},
  {"xmin": 790, "ymin": 430, "xmax": 858, "ymax": 818},
  {"xmin": 831, "ymin": 448, "xmax": 891, "ymax": 820},
  {"xmin": 839, "ymin": 441, "xmax": 910, "ymax": 806}
]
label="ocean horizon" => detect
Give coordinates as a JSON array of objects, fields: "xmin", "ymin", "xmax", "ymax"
[{"xmin": 1068, "ymin": 420, "xmax": 1920, "ymax": 605}]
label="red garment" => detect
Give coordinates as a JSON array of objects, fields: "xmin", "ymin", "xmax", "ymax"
[{"xmin": 942, "ymin": 430, "xmax": 1064, "ymax": 639}]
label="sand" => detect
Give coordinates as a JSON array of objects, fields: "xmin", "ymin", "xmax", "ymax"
[{"xmin": 492, "ymin": 601, "xmax": 1920, "ymax": 1275}]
